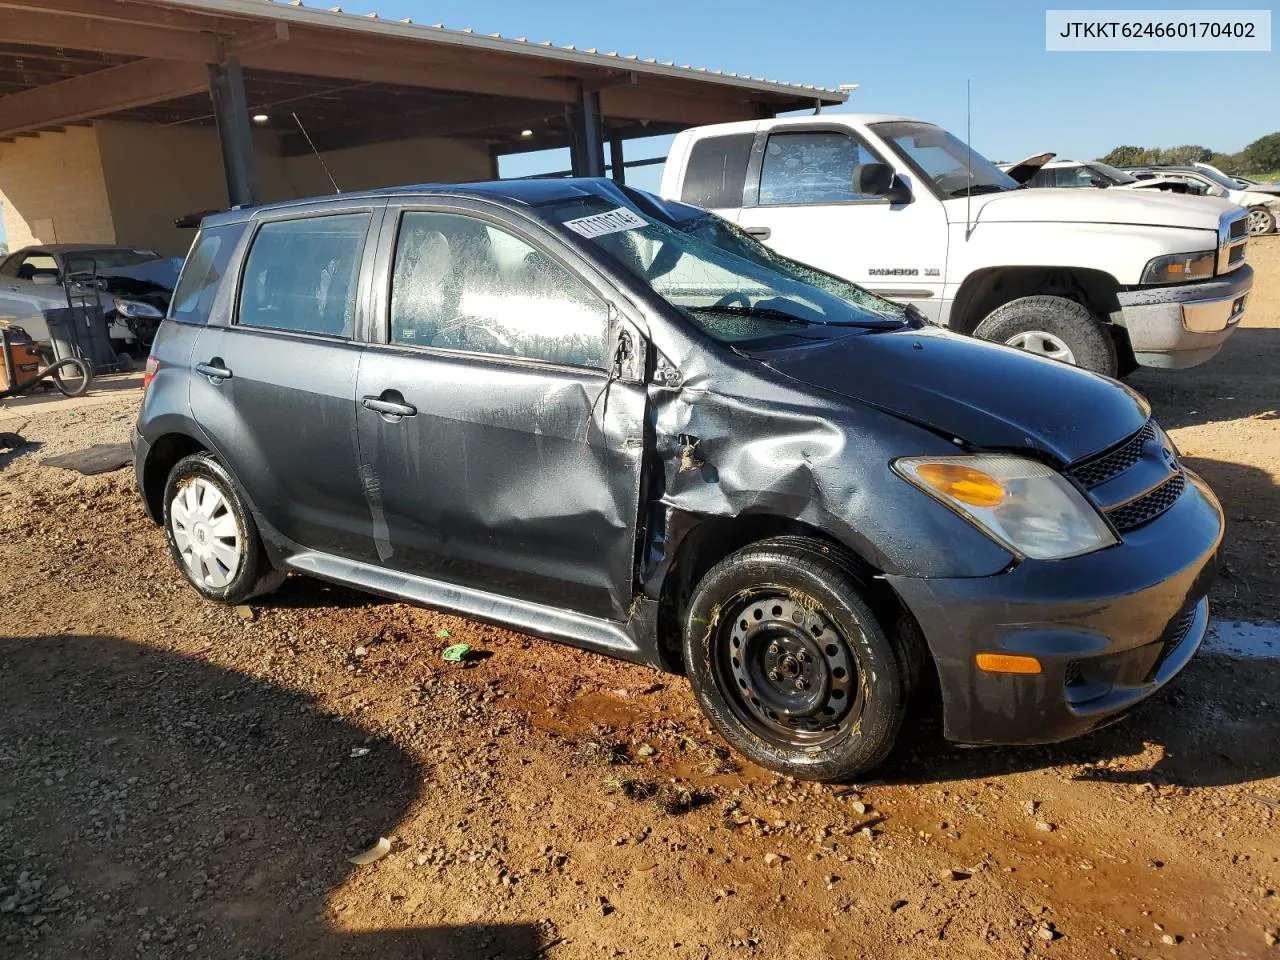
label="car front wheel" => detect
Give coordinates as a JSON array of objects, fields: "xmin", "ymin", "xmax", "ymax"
[
  {"xmin": 682, "ymin": 537, "xmax": 914, "ymax": 782},
  {"xmin": 162, "ymin": 452, "xmax": 284, "ymax": 604}
]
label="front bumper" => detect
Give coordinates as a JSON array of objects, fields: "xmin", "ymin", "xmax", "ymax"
[
  {"xmin": 887, "ymin": 469, "xmax": 1224, "ymax": 745},
  {"xmin": 1115, "ymin": 265, "xmax": 1252, "ymax": 369}
]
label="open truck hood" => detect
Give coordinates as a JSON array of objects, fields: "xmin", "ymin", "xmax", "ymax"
[
  {"xmin": 949, "ymin": 187, "xmax": 1240, "ymax": 230},
  {"xmin": 751, "ymin": 326, "xmax": 1148, "ymax": 465}
]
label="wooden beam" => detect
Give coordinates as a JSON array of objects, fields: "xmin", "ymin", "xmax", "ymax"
[
  {"xmin": 238, "ymin": 44, "xmax": 579, "ymax": 104},
  {"xmin": 0, "ymin": 0, "xmax": 231, "ymax": 35},
  {"xmin": 279, "ymin": 98, "xmax": 565, "ymax": 157},
  {"xmin": 0, "ymin": 6, "xmax": 223, "ymax": 62},
  {"xmin": 0, "ymin": 57, "xmax": 208, "ymax": 136},
  {"xmin": 600, "ymin": 86, "xmax": 758, "ymax": 125}
]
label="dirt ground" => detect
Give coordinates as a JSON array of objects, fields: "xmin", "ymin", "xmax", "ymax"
[{"xmin": 2, "ymin": 239, "xmax": 1279, "ymax": 960}]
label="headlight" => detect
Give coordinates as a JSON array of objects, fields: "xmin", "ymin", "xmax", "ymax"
[
  {"xmin": 112, "ymin": 297, "xmax": 165, "ymax": 319},
  {"xmin": 1141, "ymin": 250, "xmax": 1215, "ymax": 284},
  {"xmin": 894, "ymin": 454, "xmax": 1117, "ymax": 560}
]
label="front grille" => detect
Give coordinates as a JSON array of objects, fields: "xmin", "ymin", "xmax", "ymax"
[
  {"xmin": 1063, "ymin": 660, "xmax": 1083, "ymax": 687},
  {"xmin": 1229, "ymin": 216, "xmax": 1248, "ymax": 240},
  {"xmin": 1108, "ymin": 472, "xmax": 1186, "ymax": 531},
  {"xmin": 1068, "ymin": 422, "xmax": 1155, "ymax": 489}
]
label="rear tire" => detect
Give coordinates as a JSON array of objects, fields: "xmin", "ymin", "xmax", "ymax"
[
  {"xmin": 682, "ymin": 537, "xmax": 913, "ymax": 782},
  {"xmin": 162, "ymin": 453, "xmax": 284, "ymax": 604},
  {"xmin": 973, "ymin": 295, "xmax": 1117, "ymax": 377}
]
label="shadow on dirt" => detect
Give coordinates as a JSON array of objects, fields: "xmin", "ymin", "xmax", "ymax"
[
  {"xmin": 889, "ymin": 644, "xmax": 1280, "ymax": 790},
  {"xmin": 264, "ymin": 574, "xmax": 388, "ymax": 612},
  {"xmin": 1129, "ymin": 325, "xmax": 1280, "ymax": 431},
  {"xmin": 0, "ymin": 634, "xmax": 545, "ymax": 959},
  {"xmin": 0, "ymin": 433, "xmax": 38, "ymax": 471}
]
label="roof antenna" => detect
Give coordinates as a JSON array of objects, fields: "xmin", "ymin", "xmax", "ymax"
[
  {"xmin": 965, "ymin": 79, "xmax": 973, "ymax": 241},
  {"xmin": 292, "ymin": 111, "xmax": 341, "ymax": 195}
]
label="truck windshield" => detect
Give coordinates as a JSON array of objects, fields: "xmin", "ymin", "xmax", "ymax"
[
  {"xmin": 871, "ymin": 120, "xmax": 1019, "ymax": 198},
  {"xmin": 541, "ymin": 195, "xmax": 907, "ymax": 344}
]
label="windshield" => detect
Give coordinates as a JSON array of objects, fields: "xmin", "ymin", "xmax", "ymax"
[
  {"xmin": 1086, "ymin": 161, "xmax": 1136, "ymax": 185},
  {"xmin": 540, "ymin": 194, "xmax": 908, "ymax": 345},
  {"xmin": 61, "ymin": 248, "xmax": 162, "ymax": 271},
  {"xmin": 871, "ymin": 121, "xmax": 1019, "ymax": 198},
  {"xmin": 1188, "ymin": 166, "xmax": 1238, "ymax": 190}
]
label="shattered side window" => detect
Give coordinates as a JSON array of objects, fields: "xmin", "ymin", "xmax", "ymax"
[{"xmin": 390, "ymin": 211, "xmax": 608, "ymax": 369}]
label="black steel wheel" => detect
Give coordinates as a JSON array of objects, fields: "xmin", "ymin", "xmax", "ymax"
[
  {"xmin": 683, "ymin": 536, "xmax": 915, "ymax": 781},
  {"xmin": 721, "ymin": 593, "xmax": 862, "ymax": 747}
]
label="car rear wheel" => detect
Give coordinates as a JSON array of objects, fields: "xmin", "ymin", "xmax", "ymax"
[
  {"xmin": 1248, "ymin": 206, "xmax": 1276, "ymax": 236},
  {"xmin": 682, "ymin": 537, "xmax": 913, "ymax": 782},
  {"xmin": 162, "ymin": 453, "xmax": 285, "ymax": 604},
  {"xmin": 973, "ymin": 295, "xmax": 1118, "ymax": 377}
]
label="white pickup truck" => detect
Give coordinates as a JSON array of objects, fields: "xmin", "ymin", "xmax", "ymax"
[{"xmin": 658, "ymin": 114, "xmax": 1252, "ymax": 377}]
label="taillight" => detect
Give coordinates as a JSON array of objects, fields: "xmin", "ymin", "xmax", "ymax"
[{"xmin": 142, "ymin": 355, "xmax": 160, "ymax": 390}]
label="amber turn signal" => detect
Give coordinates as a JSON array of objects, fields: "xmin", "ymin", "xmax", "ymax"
[
  {"xmin": 914, "ymin": 462, "xmax": 1006, "ymax": 508},
  {"xmin": 975, "ymin": 653, "xmax": 1042, "ymax": 675}
]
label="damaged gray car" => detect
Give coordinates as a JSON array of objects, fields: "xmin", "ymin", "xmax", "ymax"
[{"xmin": 134, "ymin": 179, "xmax": 1223, "ymax": 781}]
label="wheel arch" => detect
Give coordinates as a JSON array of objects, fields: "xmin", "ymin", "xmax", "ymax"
[
  {"xmin": 949, "ymin": 265, "xmax": 1124, "ymax": 336},
  {"xmin": 649, "ymin": 511, "xmax": 928, "ymax": 682},
  {"xmin": 140, "ymin": 431, "xmax": 209, "ymax": 524}
]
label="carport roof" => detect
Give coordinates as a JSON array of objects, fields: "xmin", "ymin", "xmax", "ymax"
[{"xmin": 0, "ymin": 0, "xmax": 848, "ymax": 152}]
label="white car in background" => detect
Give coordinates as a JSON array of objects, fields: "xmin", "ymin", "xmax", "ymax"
[
  {"xmin": 1000, "ymin": 158, "xmax": 1204, "ymax": 195},
  {"xmin": 1193, "ymin": 162, "xmax": 1280, "ymax": 196},
  {"xmin": 1124, "ymin": 165, "xmax": 1279, "ymax": 235}
]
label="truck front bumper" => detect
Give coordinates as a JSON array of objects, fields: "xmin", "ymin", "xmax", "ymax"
[
  {"xmin": 1115, "ymin": 265, "xmax": 1251, "ymax": 369},
  {"xmin": 887, "ymin": 468, "xmax": 1223, "ymax": 746}
]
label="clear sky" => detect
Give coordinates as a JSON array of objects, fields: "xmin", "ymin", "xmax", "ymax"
[{"xmin": 369, "ymin": 0, "xmax": 1278, "ymax": 189}]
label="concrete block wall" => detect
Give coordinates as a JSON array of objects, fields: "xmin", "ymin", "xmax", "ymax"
[
  {"xmin": 0, "ymin": 126, "xmax": 116, "ymax": 250},
  {"xmin": 1, "ymin": 120, "xmax": 495, "ymax": 258}
]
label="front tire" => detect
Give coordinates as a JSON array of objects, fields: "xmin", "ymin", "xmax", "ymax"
[
  {"xmin": 973, "ymin": 295, "xmax": 1117, "ymax": 377},
  {"xmin": 682, "ymin": 537, "xmax": 913, "ymax": 782},
  {"xmin": 162, "ymin": 453, "xmax": 284, "ymax": 604},
  {"xmin": 1248, "ymin": 205, "xmax": 1276, "ymax": 236}
]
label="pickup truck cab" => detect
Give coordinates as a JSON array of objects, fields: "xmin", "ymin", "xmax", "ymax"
[{"xmin": 659, "ymin": 114, "xmax": 1253, "ymax": 377}]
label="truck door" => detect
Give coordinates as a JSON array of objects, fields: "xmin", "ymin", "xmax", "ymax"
[{"xmin": 735, "ymin": 125, "xmax": 950, "ymax": 322}]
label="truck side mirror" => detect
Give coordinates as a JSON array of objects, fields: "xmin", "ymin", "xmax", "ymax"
[{"xmin": 853, "ymin": 163, "xmax": 912, "ymax": 204}]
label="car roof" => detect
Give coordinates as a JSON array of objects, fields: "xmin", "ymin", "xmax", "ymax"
[{"xmin": 201, "ymin": 177, "xmax": 638, "ymax": 228}]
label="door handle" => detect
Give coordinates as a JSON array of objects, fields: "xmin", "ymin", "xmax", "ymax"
[
  {"xmin": 362, "ymin": 395, "xmax": 417, "ymax": 418},
  {"xmin": 195, "ymin": 359, "xmax": 232, "ymax": 381},
  {"xmin": 745, "ymin": 226, "xmax": 771, "ymax": 240}
]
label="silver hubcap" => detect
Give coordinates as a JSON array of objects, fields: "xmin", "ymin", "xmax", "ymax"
[
  {"xmin": 1004, "ymin": 330, "xmax": 1077, "ymax": 365},
  {"xmin": 1248, "ymin": 208, "xmax": 1273, "ymax": 235},
  {"xmin": 170, "ymin": 477, "xmax": 243, "ymax": 589}
]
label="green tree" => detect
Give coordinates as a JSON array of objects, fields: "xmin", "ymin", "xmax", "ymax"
[
  {"xmin": 1100, "ymin": 145, "xmax": 1147, "ymax": 166},
  {"xmin": 1239, "ymin": 133, "xmax": 1280, "ymax": 173},
  {"xmin": 1157, "ymin": 144, "xmax": 1212, "ymax": 165}
]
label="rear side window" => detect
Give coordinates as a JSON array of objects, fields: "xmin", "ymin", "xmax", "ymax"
[
  {"xmin": 681, "ymin": 133, "xmax": 753, "ymax": 209},
  {"xmin": 169, "ymin": 223, "xmax": 244, "ymax": 324},
  {"xmin": 237, "ymin": 213, "xmax": 371, "ymax": 337}
]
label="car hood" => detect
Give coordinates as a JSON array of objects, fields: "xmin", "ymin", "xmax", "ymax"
[
  {"xmin": 945, "ymin": 187, "xmax": 1239, "ymax": 230},
  {"xmin": 749, "ymin": 326, "xmax": 1149, "ymax": 465},
  {"xmin": 1240, "ymin": 182, "xmax": 1280, "ymax": 196}
]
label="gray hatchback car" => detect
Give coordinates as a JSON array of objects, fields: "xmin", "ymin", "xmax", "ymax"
[{"xmin": 134, "ymin": 179, "xmax": 1221, "ymax": 781}]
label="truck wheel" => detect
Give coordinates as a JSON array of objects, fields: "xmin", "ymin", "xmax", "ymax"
[
  {"xmin": 973, "ymin": 295, "xmax": 1117, "ymax": 377},
  {"xmin": 682, "ymin": 537, "xmax": 913, "ymax": 782},
  {"xmin": 162, "ymin": 453, "xmax": 285, "ymax": 604},
  {"xmin": 1248, "ymin": 206, "xmax": 1276, "ymax": 236}
]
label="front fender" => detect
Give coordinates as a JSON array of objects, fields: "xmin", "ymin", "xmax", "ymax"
[{"xmin": 646, "ymin": 378, "xmax": 1015, "ymax": 581}]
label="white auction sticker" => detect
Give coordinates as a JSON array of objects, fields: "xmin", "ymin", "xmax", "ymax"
[
  {"xmin": 1046, "ymin": 9, "xmax": 1271, "ymax": 51},
  {"xmin": 563, "ymin": 207, "xmax": 649, "ymax": 239}
]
